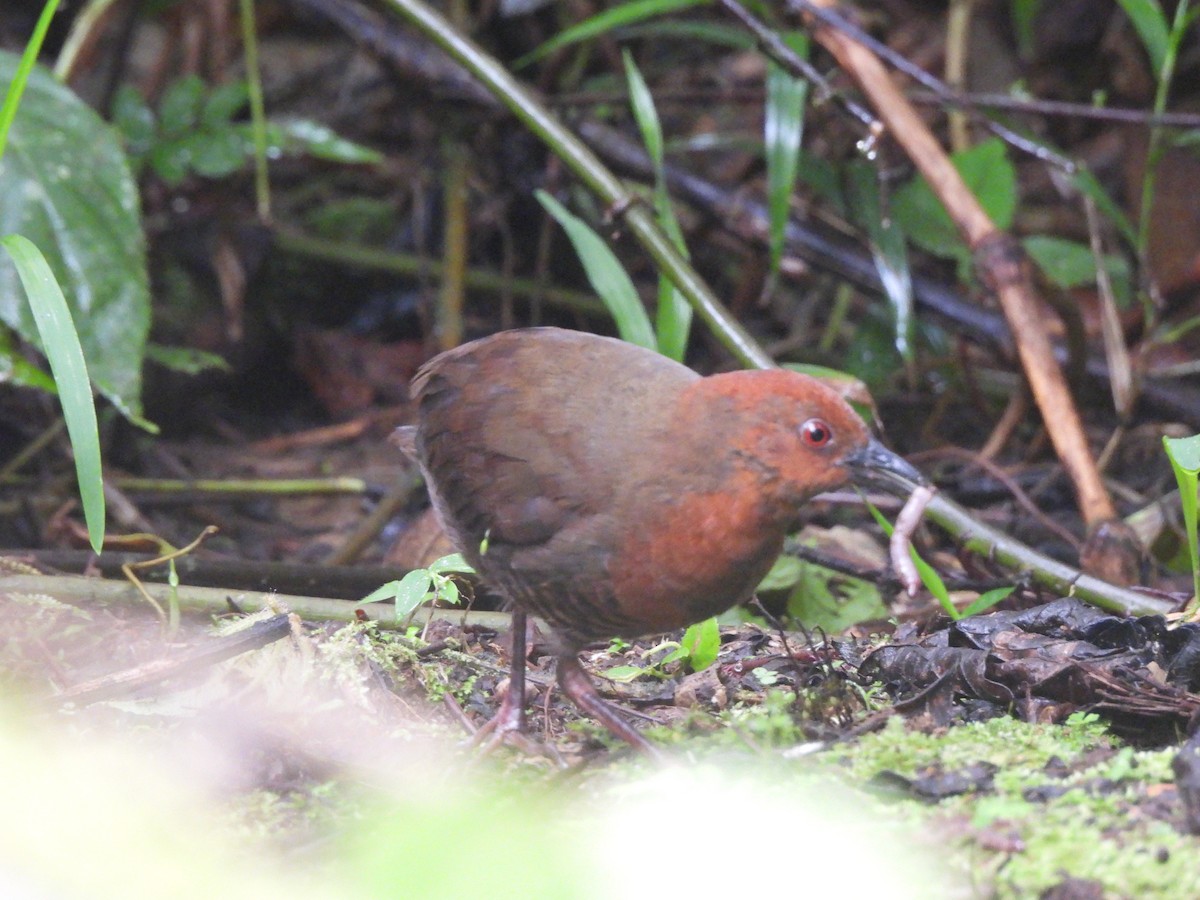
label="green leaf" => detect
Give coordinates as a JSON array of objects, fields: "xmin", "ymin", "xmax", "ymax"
[
  {"xmin": 359, "ymin": 570, "xmax": 435, "ymax": 621},
  {"xmin": 535, "ymin": 190, "xmax": 656, "ymax": 350},
  {"xmin": 846, "ymin": 162, "xmax": 914, "ymax": 358},
  {"xmin": 765, "ymin": 33, "xmax": 809, "ymax": 278},
  {"xmin": 757, "ymin": 555, "xmax": 804, "ymax": 592},
  {"xmin": 1165, "ymin": 434, "xmax": 1200, "ymax": 471},
  {"xmin": 623, "ymin": 51, "xmax": 663, "ymax": 168},
  {"xmin": 602, "ymin": 665, "xmax": 649, "ymax": 683},
  {"xmin": 960, "ymin": 585, "xmax": 1016, "ymax": 618},
  {"xmin": 1023, "ymin": 234, "xmax": 1132, "ymax": 305},
  {"xmin": 259, "ymin": 119, "xmax": 383, "ymax": 164},
  {"xmin": 622, "ymin": 50, "xmax": 691, "ymax": 361},
  {"xmin": 429, "ymin": 553, "xmax": 475, "ymax": 575},
  {"xmin": 866, "ymin": 498, "xmax": 955, "ymax": 618},
  {"xmin": 1113, "ymin": 0, "xmax": 1170, "ymax": 72},
  {"xmin": 892, "ymin": 138, "xmax": 1016, "ymax": 274},
  {"xmin": 680, "ymin": 617, "xmax": 720, "ymax": 671},
  {"xmin": 145, "ymin": 343, "xmax": 231, "ymax": 375},
  {"xmin": 111, "ymin": 86, "xmax": 156, "ymax": 158},
  {"xmin": 1023, "ymin": 234, "xmax": 1105, "ymax": 287},
  {"xmin": 147, "ymin": 138, "xmax": 192, "ymax": 185},
  {"xmin": 202, "ymin": 80, "xmax": 249, "ymax": 128},
  {"xmin": 786, "ymin": 564, "xmax": 887, "ymax": 632},
  {"xmin": 158, "ymin": 74, "xmax": 205, "ymax": 138},
  {"xmin": 186, "ymin": 128, "xmax": 246, "ymax": 179},
  {"xmin": 438, "ymin": 578, "xmax": 460, "ymax": 607},
  {"xmin": 0, "ymin": 327, "xmax": 54, "ymax": 390},
  {"xmin": 0, "ymin": 51, "xmax": 152, "ymax": 425},
  {"xmin": 1164, "ymin": 434, "xmax": 1200, "ymax": 608},
  {"xmin": 1, "ymin": 235, "xmax": 105, "ymax": 552},
  {"xmin": 514, "ymin": 0, "xmax": 710, "ymax": 68}
]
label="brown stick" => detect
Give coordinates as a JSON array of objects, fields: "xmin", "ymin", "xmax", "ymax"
[{"xmin": 797, "ymin": 0, "xmax": 1116, "ymax": 527}]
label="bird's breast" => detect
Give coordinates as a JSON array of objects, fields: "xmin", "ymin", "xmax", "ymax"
[{"xmin": 608, "ymin": 474, "xmax": 784, "ymax": 633}]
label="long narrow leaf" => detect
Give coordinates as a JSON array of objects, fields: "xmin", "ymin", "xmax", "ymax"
[
  {"xmin": 0, "ymin": 0, "xmax": 60, "ymax": 159},
  {"xmin": 623, "ymin": 51, "xmax": 691, "ymax": 360},
  {"xmin": 536, "ymin": 191, "xmax": 656, "ymax": 349},
  {"xmin": 765, "ymin": 33, "xmax": 809, "ymax": 279},
  {"xmin": 514, "ymin": 0, "xmax": 708, "ymax": 68},
  {"xmin": 1164, "ymin": 434, "xmax": 1200, "ymax": 608},
  {"xmin": 1113, "ymin": 0, "xmax": 1170, "ymax": 72},
  {"xmin": 846, "ymin": 163, "xmax": 914, "ymax": 359},
  {"xmin": 2, "ymin": 234, "xmax": 105, "ymax": 552}
]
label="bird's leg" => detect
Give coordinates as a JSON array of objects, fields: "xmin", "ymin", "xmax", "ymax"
[
  {"xmin": 556, "ymin": 653, "xmax": 662, "ymax": 758},
  {"xmin": 470, "ymin": 608, "xmax": 529, "ymax": 751}
]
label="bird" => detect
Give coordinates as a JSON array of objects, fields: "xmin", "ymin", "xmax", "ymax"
[{"xmin": 396, "ymin": 327, "xmax": 925, "ymax": 753}]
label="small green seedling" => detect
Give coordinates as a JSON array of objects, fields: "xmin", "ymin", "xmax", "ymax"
[
  {"xmin": 359, "ymin": 553, "xmax": 475, "ymax": 624},
  {"xmin": 1163, "ymin": 433, "xmax": 1200, "ymax": 613},
  {"xmin": 604, "ymin": 618, "xmax": 722, "ymax": 683}
]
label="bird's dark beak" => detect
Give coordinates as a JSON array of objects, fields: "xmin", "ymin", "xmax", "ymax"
[{"xmin": 844, "ymin": 438, "xmax": 926, "ymax": 496}]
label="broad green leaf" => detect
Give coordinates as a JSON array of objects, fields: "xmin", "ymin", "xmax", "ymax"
[
  {"xmin": 429, "ymin": 553, "xmax": 475, "ymax": 575},
  {"xmin": 514, "ymin": 0, "xmax": 709, "ymax": 68},
  {"xmin": 0, "ymin": 51, "xmax": 151, "ymax": 425},
  {"xmin": 603, "ymin": 665, "xmax": 650, "ymax": 683},
  {"xmin": 892, "ymin": 138, "xmax": 1016, "ymax": 274},
  {"xmin": 1163, "ymin": 433, "xmax": 1200, "ymax": 607},
  {"xmin": 186, "ymin": 128, "xmax": 245, "ymax": 179},
  {"xmin": 158, "ymin": 74, "xmax": 205, "ymax": 138},
  {"xmin": 786, "ymin": 564, "xmax": 887, "ymax": 632},
  {"xmin": 358, "ymin": 570, "xmax": 435, "ymax": 621},
  {"xmin": 202, "ymin": 81, "xmax": 249, "ymax": 128},
  {"xmin": 765, "ymin": 33, "xmax": 809, "ymax": 278},
  {"xmin": 757, "ymin": 555, "xmax": 804, "ymax": 592},
  {"xmin": 438, "ymin": 578, "xmax": 461, "ymax": 606},
  {"xmin": 147, "ymin": 139, "xmax": 192, "ymax": 185},
  {"xmin": 536, "ymin": 191, "xmax": 656, "ymax": 350},
  {"xmin": 1023, "ymin": 234, "xmax": 1132, "ymax": 306},
  {"xmin": 1114, "ymin": 0, "xmax": 1170, "ymax": 72},
  {"xmin": 1, "ymin": 235, "xmax": 105, "ymax": 552},
  {"xmin": 680, "ymin": 617, "xmax": 720, "ymax": 671}
]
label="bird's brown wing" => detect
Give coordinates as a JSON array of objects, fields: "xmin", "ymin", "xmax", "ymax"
[{"xmin": 410, "ymin": 327, "xmax": 696, "ymax": 553}]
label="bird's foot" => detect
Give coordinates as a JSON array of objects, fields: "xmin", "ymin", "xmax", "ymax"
[
  {"xmin": 557, "ymin": 654, "xmax": 664, "ymax": 760},
  {"xmin": 464, "ymin": 688, "xmax": 564, "ymax": 763}
]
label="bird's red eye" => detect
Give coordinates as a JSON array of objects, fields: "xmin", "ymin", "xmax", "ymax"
[{"xmin": 800, "ymin": 418, "xmax": 832, "ymax": 448}]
